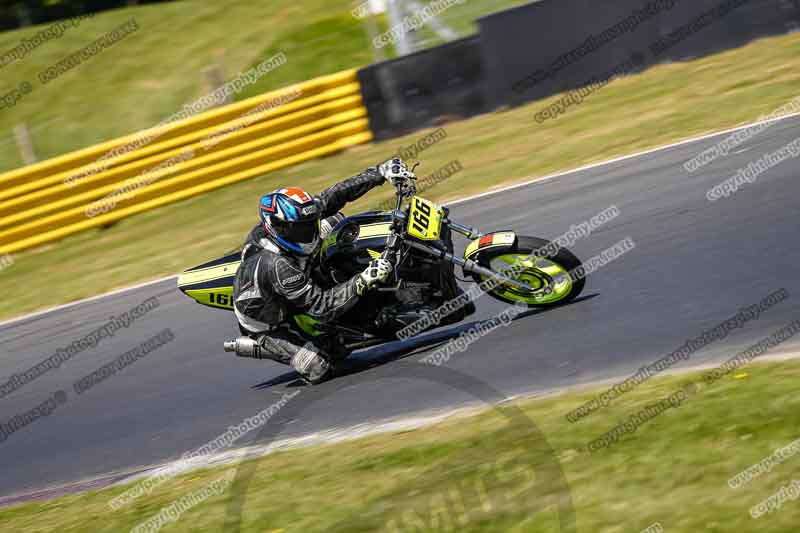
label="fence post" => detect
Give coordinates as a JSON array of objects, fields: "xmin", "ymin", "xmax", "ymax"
[
  {"xmin": 14, "ymin": 124, "xmax": 38, "ymax": 166},
  {"xmin": 362, "ymin": 4, "xmax": 386, "ymax": 63},
  {"xmin": 386, "ymin": 0, "xmax": 416, "ymax": 55},
  {"xmin": 203, "ymin": 58, "xmax": 233, "ymax": 107}
]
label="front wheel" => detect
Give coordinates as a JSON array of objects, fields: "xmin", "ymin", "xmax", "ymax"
[{"xmin": 471, "ymin": 236, "xmax": 585, "ymax": 308}]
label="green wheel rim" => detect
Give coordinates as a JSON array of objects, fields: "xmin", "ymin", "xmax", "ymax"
[{"xmin": 482, "ymin": 253, "xmax": 574, "ymax": 305}]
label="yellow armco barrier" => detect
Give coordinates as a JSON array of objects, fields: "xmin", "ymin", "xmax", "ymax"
[
  {"xmin": 0, "ymin": 69, "xmax": 374, "ymax": 255},
  {"xmin": 0, "ymin": 83, "xmax": 363, "ymax": 205}
]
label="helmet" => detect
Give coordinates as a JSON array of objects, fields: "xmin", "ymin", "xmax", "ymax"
[{"xmin": 259, "ymin": 187, "xmax": 321, "ymax": 255}]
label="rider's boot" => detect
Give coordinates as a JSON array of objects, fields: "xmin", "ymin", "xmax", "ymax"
[
  {"xmin": 224, "ymin": 333, "xmax": 334, "ymax": 385},
  {"xmin": 290, "ymin": 344, "xmax": 333, "ymax": 384}
]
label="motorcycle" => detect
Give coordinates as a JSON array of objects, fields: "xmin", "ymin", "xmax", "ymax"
[{"xmin": 177, "ymin": 167, "xmax": 585, "ymax": 353}]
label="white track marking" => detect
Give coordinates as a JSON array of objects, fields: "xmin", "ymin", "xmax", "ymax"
[
  {"xmin": 444, "ymin": 111, "xmax": 800, "ymax": 207},
  {"xmin": 3, "ymin": 111, "xmax": 799, "ymax": 328},
  {"xmin": 2, "ymin": 346, "xmax": 798, "ymax": 505},
  {"xmin": 82, "ymin": 347, "xmax": 800, "ymax": 489},
  {"xmin": 0, "ymin": 275, "xmax": 176, "ymax": 328}
]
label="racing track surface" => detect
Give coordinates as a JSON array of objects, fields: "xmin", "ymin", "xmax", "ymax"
[{"xmin": 2, "ymin": 116, "xmax": 800, "ymax": 500}]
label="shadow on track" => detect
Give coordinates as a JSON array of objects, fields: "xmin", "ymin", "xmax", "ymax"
[{"xmin": 252, "ymin": 293, "xmax": 598, "ymax": 389}]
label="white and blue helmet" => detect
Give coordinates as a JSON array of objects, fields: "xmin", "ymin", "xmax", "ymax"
[{"xmin": 259, "ymin": 187, "xmax": 322, "ymax": 255}]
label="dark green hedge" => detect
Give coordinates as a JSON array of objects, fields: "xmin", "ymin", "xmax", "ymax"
[{"xmin": 0, "ymin": 0, "xmax": 177, "ymax": 31}]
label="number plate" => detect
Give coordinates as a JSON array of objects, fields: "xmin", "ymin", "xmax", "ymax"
[{"xmin": 407, "ymin": 196, "xmax": 443, "ymax": 241}]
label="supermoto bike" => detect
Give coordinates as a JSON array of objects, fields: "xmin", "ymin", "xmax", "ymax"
[{"xmin": 177, "ymin": 166, "xmax": 586, "ymax": 355}]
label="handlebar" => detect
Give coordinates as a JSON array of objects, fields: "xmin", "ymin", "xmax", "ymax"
[{"xmin": 381, "ymin": 160, "xmax": 420, "ymax": 271}]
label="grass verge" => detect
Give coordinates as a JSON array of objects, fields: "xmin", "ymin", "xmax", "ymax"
[
  {"xmin": 2, "ymin": 358, "xmax": 799, "ymax": 532},
  {"xmin": 0, "ymin": 0, "xmax": 524, "ymax": 171},
  {"xmin": 1, "ymin": 31, "xmax": 799, "ymax": 321}
]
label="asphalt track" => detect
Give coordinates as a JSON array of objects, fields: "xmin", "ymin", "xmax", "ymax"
[{"xmin": 1, "ymin": 115, "xmax": 800, "ymax": 501}]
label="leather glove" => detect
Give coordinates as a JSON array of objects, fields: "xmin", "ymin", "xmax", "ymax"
[
  {"xmin": 379, "ymin": 158, "xmax": 417, "ymax": 195},
  {"xmin": 357, "ymin": 258, "xmax": 392, "ymax": 295}
]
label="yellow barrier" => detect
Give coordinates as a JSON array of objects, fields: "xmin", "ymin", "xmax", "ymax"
[
  {"xmin": 0, "ymin": 83, "xmax": 363, "ymax": 205},
  {"xmin": 0, "ymin": 131, "xmax": 372, "ymax": 255},
  {"xmin": 0, "ymin": 94, "xmax": 366, "ymax": 223},
  {"xmin": 0, "ymin": 68, "xmax": 373, "ymax": 255},
  {"xmin": 0, "ymin": 69, "xmax": 361, "ymax": 191}
]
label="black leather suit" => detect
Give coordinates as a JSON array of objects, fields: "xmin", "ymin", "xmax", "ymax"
[{"xmin": 232, "ymin": 168, "xmax": 385, "ymax": 374}]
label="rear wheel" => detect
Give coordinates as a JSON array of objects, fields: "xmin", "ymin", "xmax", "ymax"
[{"xmin": 472, "ymin": 236, "xmax": 585, "ymax": 307}]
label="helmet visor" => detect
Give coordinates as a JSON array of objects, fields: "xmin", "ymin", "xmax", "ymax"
[{"xmin": 272, "ymin": 217, "xmax": 319, "ymax": 244}]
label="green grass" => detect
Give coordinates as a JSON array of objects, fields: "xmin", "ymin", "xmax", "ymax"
[
  {"xmin": 0, "ymin": 0, "xmax": 333, "ymax": 171},
  {"xmin": 2, "ymin": 358, "xmax": 799, "ymax": 532},
  {"xmin": 1, "ymin": 30, "xmax": 799, "ymax": 321},
  {"xmin": 0, "ymin": 0, "xmax": 525, "ymax": 171}
]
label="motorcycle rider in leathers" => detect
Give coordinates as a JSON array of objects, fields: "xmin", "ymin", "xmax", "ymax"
[{"xmin": 231, "ymin": 158, "xmax": 418, "ymax": 383}]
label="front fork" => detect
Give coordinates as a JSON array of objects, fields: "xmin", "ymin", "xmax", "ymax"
[
  {"xmin": 383, "ymin": 207, "xmax": 539, "ymax": 294},
  {"xmin": 403, "ymin": 239, "xmax": 536, "ymax": 293},
  {"xmin": 447, "ymin": 219, "xmax": 555, "ymax": 294}
]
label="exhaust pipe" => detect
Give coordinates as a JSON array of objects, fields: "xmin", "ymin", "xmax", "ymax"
[{"xmin": 223, "ymin": 337, "xmax": 262, "ymax": 358}]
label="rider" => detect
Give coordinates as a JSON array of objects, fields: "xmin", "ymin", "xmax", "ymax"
[{"xmin": 230, "ymin": 158, "xmax": 417, "ymax": 384}]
